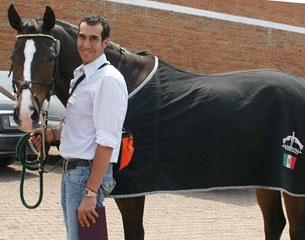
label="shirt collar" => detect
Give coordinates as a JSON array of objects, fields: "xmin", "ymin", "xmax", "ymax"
[
  {"xmin": 73, "ymin": 54, "xmax": 108, "ymax": 80},
  {"xmin": 83, "ymin": 54, "xmax": 108, "ymax": 80}
]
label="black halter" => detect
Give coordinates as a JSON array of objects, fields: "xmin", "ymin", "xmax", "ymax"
[{"xmin": 10, "ymin": 33, "xmax": 60, "ymax": 102}]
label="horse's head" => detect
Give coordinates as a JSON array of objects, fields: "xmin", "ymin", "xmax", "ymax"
[{"xmin": 8, "ymin": 4, "xmax": 60, "ymax": 132}]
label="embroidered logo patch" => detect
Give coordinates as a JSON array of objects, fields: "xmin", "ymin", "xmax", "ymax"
[
  {"xmin": 282, "ymin": 132, "xmax": 303, "ymax": 170},
  {"xmin": 283, "ymin": 153, "xmax": 297, "ymax": 170}
]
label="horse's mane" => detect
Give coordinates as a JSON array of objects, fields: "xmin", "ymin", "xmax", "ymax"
[
  {"xmin": 55, "ymin": 20, "xmax": 78, "ymax": 39},
  {"xmin": 56, "ymin": 20, "xmax": 158, "ymax": 62},
  {"xmin": 107, "ymin": 42, "xmax": 126, "ymax": 52},
  {"xmin": 107, "ymin": 42, "xmax": 152, "ymax": 57},
  {"xmin": 136, "ymin": 50, "xmax": 152, "ymax": 56}
]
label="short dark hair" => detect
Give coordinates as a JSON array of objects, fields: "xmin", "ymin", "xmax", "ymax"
[{"xmin": 79, "ymin": 16, "xmax": 110, "ymax": 41}]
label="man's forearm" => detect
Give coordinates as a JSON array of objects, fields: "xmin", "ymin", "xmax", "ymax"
[
  {"xmin": 86, "ymin": 145, "xmax": 113, "ymax": 192},
  {"xmin": 47, "ymin": 121, "xmax": 64, "ymax": 142}
]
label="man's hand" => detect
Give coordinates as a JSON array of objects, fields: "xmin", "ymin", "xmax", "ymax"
[
  {"xmin": 30, "ymin": 128, "xmax": 55, "ymax": 150},
  {"xmin": 78, "ymin": 196, "xmax": 99, "ymax": 228}
]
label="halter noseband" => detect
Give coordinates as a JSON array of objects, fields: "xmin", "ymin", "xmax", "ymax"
[{"xmin": 10, "ymin": 33, "xmax": 60, "ymax": 102}]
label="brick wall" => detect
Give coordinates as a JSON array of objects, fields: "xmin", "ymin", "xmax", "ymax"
[
  {"xmin": 155, "ymin": 0, "xmax": 305, "ymax": 27},
  {"xmin": 1, "ymin": 0, "xmax": 305, "ymax": 79}
]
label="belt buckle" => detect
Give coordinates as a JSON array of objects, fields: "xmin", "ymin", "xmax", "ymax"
[{"xmin": 63, "ymin": 159, "xmax": 67, "ymax": 172}]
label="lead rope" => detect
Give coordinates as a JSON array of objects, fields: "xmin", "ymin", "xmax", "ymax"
[{"xmin": 16, "ymin": 111, "xmax": 50, "ymax": 209}]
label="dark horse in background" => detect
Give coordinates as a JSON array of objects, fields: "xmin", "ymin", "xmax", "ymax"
[{"xmin": 8, "ymin": 5, "xmax": 305, "ymax": 240}]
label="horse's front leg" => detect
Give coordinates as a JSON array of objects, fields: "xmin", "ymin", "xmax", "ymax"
[{"xmin": 115, "ymin": 196, "xmax": 145, "ymax": 240}]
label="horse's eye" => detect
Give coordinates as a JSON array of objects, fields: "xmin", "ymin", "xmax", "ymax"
[
  {"xmin": 48, "ymin": 56, "xmax": 55, "ymax": 62},
  {"xmin": 10, "ymin": 56, "xmax": 16, "ymax": 63},
  {"xmin": 10, "ymin": 53, "xmax": 15, "ymax": 61},
  {"xmin": 46, "ymin": 41, "xmax": 53, "ymax": 48}
]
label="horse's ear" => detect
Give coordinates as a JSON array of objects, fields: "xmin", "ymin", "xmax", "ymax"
[
  {"xmin": 8, "ymin": 4, "xmax": 22, "ymax": 31},
  {"xmin": 42, "ymin": 6, "xmax": 55, "ymax": 31}
]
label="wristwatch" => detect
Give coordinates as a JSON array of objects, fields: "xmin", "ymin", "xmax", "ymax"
[{"xmin": 83, "ymin": 188, "xmax": 97, "ymax": 197}]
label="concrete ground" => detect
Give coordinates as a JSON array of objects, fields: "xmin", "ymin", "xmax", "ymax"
[{"xmin": 0, "ymin": 152, "xmax": 290, "ymax": 240}]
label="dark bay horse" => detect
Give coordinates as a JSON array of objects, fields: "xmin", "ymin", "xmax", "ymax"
[{"xmin": 8, "ymin": 4, "xmax": 305, "ymax": 240}]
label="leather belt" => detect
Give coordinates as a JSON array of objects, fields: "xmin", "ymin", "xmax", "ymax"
[{"xmin": 63, "ymin": 159, "xmax": 92, "ymax": 172}]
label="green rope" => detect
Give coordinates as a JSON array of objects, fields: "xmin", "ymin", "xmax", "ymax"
[{"xmin": 16, "ymin": 133, "xmax": 50, "ymax": 209}]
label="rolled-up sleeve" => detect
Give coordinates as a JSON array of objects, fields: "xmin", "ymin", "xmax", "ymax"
[{"xmin": 93, "ymin": 74, "xmax": 128, "ymax": 148}]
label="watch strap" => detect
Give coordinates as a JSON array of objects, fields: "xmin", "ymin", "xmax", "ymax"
[{"xmin": 83, "ymin": 188, "xmax": 98, "ymax": 197}]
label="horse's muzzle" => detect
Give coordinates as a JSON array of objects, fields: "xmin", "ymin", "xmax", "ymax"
[{"xmin": 14, "ymin": 105, "xmax": 40, "ymax": 132}]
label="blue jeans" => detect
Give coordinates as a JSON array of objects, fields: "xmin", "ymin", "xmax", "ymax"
[{"xmin": 61, "ymin": 162, "xmax": 116, "ymax": 240}]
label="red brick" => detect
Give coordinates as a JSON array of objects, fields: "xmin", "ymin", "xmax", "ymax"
[{"xmin": 1, "ymin": 0, "xmax": 305, "ymax": 79}]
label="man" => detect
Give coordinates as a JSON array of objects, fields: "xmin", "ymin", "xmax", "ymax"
[{"xmin": 31, "ymin": 16, "xmax": 128, "ymax": 240}]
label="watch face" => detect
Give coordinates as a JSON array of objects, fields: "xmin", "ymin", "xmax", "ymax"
[{"xmin": 83, "ymin": 188, "xmax": 97, "ymax": 197}]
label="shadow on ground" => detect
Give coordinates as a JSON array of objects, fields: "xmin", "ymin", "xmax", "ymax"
[{"xmin": 0, "ymin": 154, "xmax": 63, "ymax": 182}]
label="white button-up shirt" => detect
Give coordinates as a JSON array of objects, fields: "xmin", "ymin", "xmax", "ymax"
[{"xmin": 60, "ymin": 54, "xmax": 128, "ymax": 163}]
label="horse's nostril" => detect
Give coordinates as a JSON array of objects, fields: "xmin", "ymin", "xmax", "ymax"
[
  {"xmin": 13, "ymin": 107, "xmax": 20, "ymax": 125},
  {"xmin": 31, "ymin": 108, "xmax": 40, "ymax": 123}
]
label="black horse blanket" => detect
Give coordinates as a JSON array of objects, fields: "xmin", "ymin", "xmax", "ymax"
[{"xmin": 111, "ymin": 59, "xmax": 305, "ymax": 197}]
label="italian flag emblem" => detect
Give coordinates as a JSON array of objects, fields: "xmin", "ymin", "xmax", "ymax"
[{"xmin": 283, "ymin": 153, "xmax": 297, "ymax": 170}]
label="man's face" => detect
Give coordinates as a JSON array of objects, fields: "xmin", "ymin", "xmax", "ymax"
[{"xmin": 77, "ymin": 22, "xmax": 109, "ymax": 65}]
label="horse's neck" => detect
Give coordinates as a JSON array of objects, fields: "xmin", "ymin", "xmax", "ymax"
[
  {"xmin": 51, "ymin": 24, "xmax": 156, "ymax": 102},
  {"xmin": 52, "ymin": 24, "xmax": 81, "ymax": 106},
  {"xmin": 105, "ymin": 47, "xmax": 156, "ymax": 94}
]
